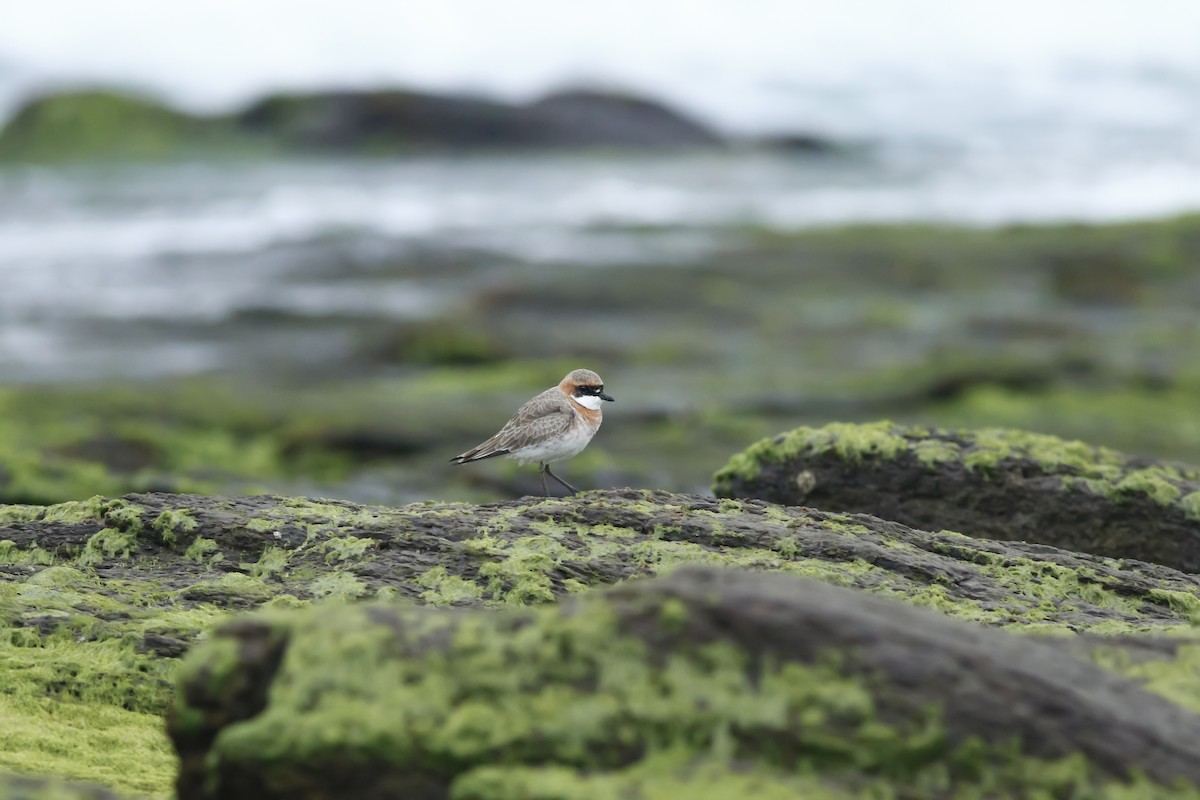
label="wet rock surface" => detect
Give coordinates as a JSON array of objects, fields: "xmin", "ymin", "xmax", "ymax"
[{"xmin": 715, "ymin": 422, "xmax": 1200, "ymax": 571}]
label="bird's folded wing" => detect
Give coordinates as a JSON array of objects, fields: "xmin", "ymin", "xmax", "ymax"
[
  {"xmin": 453, "ymin": 389, "xmax": 576, "ymax": 462},
  {"xmin": 494, "ymin": 407, "xmax": 575, "ymax": 452}
]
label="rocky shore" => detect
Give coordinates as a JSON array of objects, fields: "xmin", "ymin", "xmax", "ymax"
[
  {"xmin": 4, "ymin": 212, "xmax": 1200, "ymax": 510},
  {"xmin": 2, "ymin": 424, "xmax": 1200, "ymax": 798},
  {"xmin": 4, "ymin": 106, "xmax": 1200, "ymax": 795}
]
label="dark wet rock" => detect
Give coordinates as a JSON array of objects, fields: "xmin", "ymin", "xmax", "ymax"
[
  {"xmin": 279, "ymin": 429, "xmax": 435, "ymax": 462},
  {"xmin": 138, "ymin": 631, "xmax": 190, "ymax": 659},
  {"xmin": 749, "ymin": 131, "xmax": 841, "ymax": 153},
  {"xmin": 714, "ymin": 421, "xmax": 1200, "ymax": 572},
  {"xmin": 235, "ymin": 87, "xmax": 724, "ymax": 151},
  {"xmin": 12, "ymin": 612, "xmax": 74, "ymax": 637},
  {"xmin": 526, "ymin": 89, "xmax": 725, "ymax": 148},
  {"xmin": 51, "ymin": 435, "xmax": 160, "ymax": 474},
  {"xmin": 170, "ymin": 566, "xmax": 1200, "ymax": 800}
]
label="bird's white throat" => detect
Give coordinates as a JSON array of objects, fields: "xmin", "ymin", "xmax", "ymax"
[{"xmin": 574, "ymin": 394, "xmax": 603, "ymax": 410}]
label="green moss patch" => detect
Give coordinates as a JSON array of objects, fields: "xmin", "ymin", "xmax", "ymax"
[
  {"xmin": 0, "ymin": 90, "xmax": 257, "ymax": 163},
  {"xmin": 715, "ymin": 420, "xmax": 909, "ymax": 483},
  {"xmin": 0, "ymin": 382, "xmax": 354, "ymax": 506},
  {"xmin": 714, "ymin": 422, "xmax": 1161, "ymax": 489},
  {"xmin": 0, "ymin": 565, "xmax": 207, "ymax": 796}
]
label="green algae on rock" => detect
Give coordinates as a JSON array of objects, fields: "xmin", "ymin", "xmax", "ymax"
[
  {"xmin": 5, "ymin": 490, "xmax": 1199, "ymax": 633},
  {"xmin": 3, "ymin": 488, "xmax": 1200, "ymax": 797},
  {"xmin": 169, "ymin": 567, "xmax": 1200, "ymax": 800},
  {"xmin": 0, "ymin": 91, "xmax": 246, "ymax": 163},
  {"xmin": 714, "ymin": 422, "xmax": 1200, "ymax": 572}
]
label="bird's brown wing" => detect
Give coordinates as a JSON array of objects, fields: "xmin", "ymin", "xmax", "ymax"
[{"xmin": 450, "ymin": 388, "xmax": 576, "ymax": 463}]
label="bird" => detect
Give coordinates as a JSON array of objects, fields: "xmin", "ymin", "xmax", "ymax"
[{"xmin": 450, "ymin": 368, "xmax": 614, "ymax": 495}]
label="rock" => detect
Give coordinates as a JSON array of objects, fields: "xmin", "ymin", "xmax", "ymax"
[
  {"xmin": 748, "ymin": 131, "xmax": 841, "ymax": 154},
  {"xmin": 0, "ymin": 85, "xmax": 726, "ymax": 161},
  {"xmin": 169, "ymin": 567, "xmax": 1200, "ymax": 800},
  {"xmin": 714, "ymin": 421, "xmax": 1200, "ymax": 571},
  {"xmin": 0, "ymin": 90, "xmax": 234, "ymax": 162},
  {"xmin": 235, "ymin": 89, "xmax": 521, "ymax": 151},
  {"xmin": 4, "ymin": 486, "xmax": 1200, "ymax": 796},
  {"xmin": 526, "ymin": 89, "xmax": 724, "ymax": 148},
  {"xmin": 235, "ymin": 87, "xmax": 724, "ymax": 151},
  {"xmin": 4, "ymin": 489, "xmax": 1198, "ymax": 632},
  {"xmin": 0, "ymin": 773, "xmax": 123, "ymax": 800}
]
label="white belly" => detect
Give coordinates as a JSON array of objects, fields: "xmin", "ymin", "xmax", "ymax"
[{"xmin": 509, "ymin": 420, "xmax": 598, "ymax": 465}]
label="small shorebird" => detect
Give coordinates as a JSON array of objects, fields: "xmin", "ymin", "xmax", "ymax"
[{"xmin": 450, "ymin": 368, "xmax": 614, "ymax": 495}]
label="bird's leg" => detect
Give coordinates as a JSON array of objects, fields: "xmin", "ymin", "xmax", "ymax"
[
  {"xmin": 539, "ymin": 463, "xmax": 549, "ymax": 497},
  {"xmin": 543, "ymin": 464, "xmax": 578, "ymax": 495}
]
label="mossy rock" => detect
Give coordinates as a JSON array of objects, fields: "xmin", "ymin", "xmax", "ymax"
[
  {"xmin": 4, "ymin": 488, "xmax": 1200, "ymax": 796},
  {"xmin": 714, "ymin": 422, "xmax": 1200, "ymax": 571},
  {"xmin": 169, "ymin": 567, "xmax": 1200, "ymax": 800},
  {"xmin": 0, "ymin": 90, "xmax": 243, "ymax": 162},
  {"xmin": 5, "ymin": 490, "xmax": 1199, "ymax": 633}
]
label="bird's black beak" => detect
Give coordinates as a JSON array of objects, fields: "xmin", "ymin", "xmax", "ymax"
[{"xmin": 600, "ymin": 392, "xmax": 614, "ymax": 402}]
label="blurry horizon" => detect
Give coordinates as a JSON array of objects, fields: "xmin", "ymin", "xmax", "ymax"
[{"xmin": 2, "ymin": 0, "xmax": 1200, "ymax": 137}]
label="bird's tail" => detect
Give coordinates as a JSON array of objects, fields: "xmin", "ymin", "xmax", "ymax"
[{"xmin": 450, "ymin": 444, "xmax": 509, "ymax": 464}]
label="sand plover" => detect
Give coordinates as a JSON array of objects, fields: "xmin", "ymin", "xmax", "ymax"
[{"xmin": 450, "ymin": 368, "xmax": 614, "ymax": 495}]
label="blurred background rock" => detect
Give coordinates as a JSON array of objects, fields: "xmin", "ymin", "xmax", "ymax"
[{"xmin": 1, "ymin": 0, "xmax": 1199, "ymax": 505}]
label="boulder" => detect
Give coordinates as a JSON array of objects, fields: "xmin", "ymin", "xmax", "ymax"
[
  {"xmin": 235, "ymin": 87, "xmax": 724, "ymax": 151},
  {"xmin": 3, "ymin": 480, "xmax": 1200, "ymax": 796},
  {"xmin": 4, "ymin": 489, "xmax": 1197, "ymax": 633},
  {"xmin": 0, "ymin": 90, "xmax": 233, "ymax": 161},
  {"xmin": 169, "ymin": 566, "xmax": 1200, "ymax": 799},
  {"xmin": 714, "ymin": 422, "xmax": 1200, "ymax": 571}
]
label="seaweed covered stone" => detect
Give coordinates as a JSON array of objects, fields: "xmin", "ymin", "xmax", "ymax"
[
  {"xmin": 714, "ymin": 422, "xmax": 1200, "ymax": 571},
  {"xmin": 170, "ymin": 567, "xmax": 1200, "ymax": 800},
  {"xmin": 4, "ymin": 481, "xmax": 1200, "ymax": 796}
]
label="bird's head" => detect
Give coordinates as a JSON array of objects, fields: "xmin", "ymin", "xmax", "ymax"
[{"xmin": 561, "ymin": 368, "xmax": 614, "ymax": 410}]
